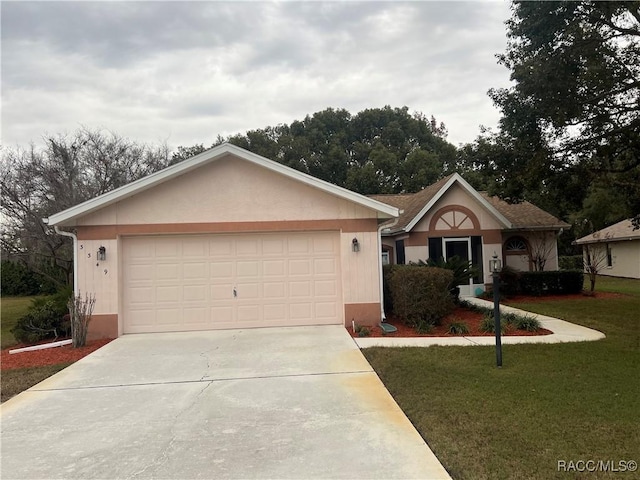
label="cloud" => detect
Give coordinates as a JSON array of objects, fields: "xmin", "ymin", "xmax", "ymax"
[{"xmin": 1, "ymin": 1, "xmax": 512, "ymax": 150}]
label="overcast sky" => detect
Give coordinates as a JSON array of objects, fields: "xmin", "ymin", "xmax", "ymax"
[{"xmin": 1, "ymin": 1, "xmax": 513, "ymax": 152}]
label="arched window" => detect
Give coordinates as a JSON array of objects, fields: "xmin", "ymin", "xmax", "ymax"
[
  {"xmin": 429, "ymin": 206, "xmax": 480, "ymax": 231},
  {"xmin": 505, "ymin": 236, "xmax": 528, "ymax": 253}
]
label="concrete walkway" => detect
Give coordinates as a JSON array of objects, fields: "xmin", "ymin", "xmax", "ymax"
[
  {"xmin": 355, "ymin": 298, "xmax": 605, "ymax": 348},
  {"xmin": 1, "ymin": 326, "xmax": 451, "ymax": 480}
]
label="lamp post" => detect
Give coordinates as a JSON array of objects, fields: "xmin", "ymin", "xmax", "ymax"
[{"xmin": 489, "ymin": 253, "xmax": 503, "ymax": 367}]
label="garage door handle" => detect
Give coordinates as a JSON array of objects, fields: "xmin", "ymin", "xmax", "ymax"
[{"xmin": 233, "ymin": 287, "xmax": 237, "ymax": 298}]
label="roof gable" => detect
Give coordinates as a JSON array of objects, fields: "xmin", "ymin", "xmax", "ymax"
[
  {"xmin": 370, "ymin": 173, "xmax": 512, "ymax": 233},
  {"xmin": 46, "ymin": 143, "xmax": 398, "ymax": 227},
  {"xmin": 575, "ymin": 219, "xmax": 640, "ymax": 244}
]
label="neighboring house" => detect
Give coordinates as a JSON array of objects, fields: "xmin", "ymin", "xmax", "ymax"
[
  {"xmin": 45, "ymin": 144, "xmax": 398, "ymax": 339},
  {"xmin": 370, "ymin": 174, "xmax": 571, "ymax": 296},
  {"xmin": 575, "ymin": 219, "xmax": 640, "ymax": 279}
]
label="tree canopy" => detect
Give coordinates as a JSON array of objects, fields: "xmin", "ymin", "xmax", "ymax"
[
  {"xmin": 1, "ymin": 128, "xmax": 170, "ymax": 288},
  {"xmin": 173, "ymin": 106, "xmax": 457, "ymax": 195},
  {"xmin": 460, "ymin": 1, "xmax": 640, "ymax": 234}
]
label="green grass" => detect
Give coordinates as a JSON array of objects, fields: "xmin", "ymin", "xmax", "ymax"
[
  {"xmin": 364, "ymin": 275, "xmax": 640, "ymax": 479},
  {"xmin": 0, "ymin": 296, "xmax": 43, "ymax": 349},
  {"xmin": 1, "ymin": 364, "xmax": 71, "ymax": 402}
]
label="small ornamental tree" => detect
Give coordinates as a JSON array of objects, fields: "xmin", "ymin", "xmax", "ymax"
[
  {"xmin": 583, "ymin": 244, "xmax": 608, "ymax": 293},
  {"xmin": 67, "ymin": 292, "xmax": 96, "ymax": 347}
]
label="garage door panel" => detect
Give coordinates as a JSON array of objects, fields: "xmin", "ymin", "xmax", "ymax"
[
  {"xmin": 288, "ymin": 237, "xmax": 311, "ymax": 254},
  {"xmin": 156, "ymin": 264, "xmax": 180, "ymax": 280},
  {"xmin": 157, "ymin": 309, "xmax": 180, "ymax": 325},
  {"xmin": 237, "ymin": 305, "xmax": 260, "ymax": 322},
  {"xmin": 264, "ymin": 304, "xmax": 286, "ymax": 320},
  {"xmin": 123, "ymin": 232, "xmax": 342, "ymax": 333},
  {"xmin": 128, "ymin": 286, "xmax": 154, "ymax": 303},
  {"xmin": 156, "ymin": 286, "xmax": 181, "ymax": 303},
  {"xmin": 290, "ymin": 281, "xmax": 311, "ymax": 297},
  {"xmin": 238, "ymin": 283, "xmax": 260, "ymax": 300},
  {"xmin": 314, "ymin": 280, "xmax": 337, "ymax": 296},
  {"xmin": 154, "ymin": 239, "xmax": 180, "ymax": 257},
  {"xmin": 263, "ymin": 260, "xmax": 285, "ymax": 276},
  {"xmin": 289, "ymin": 259, "xmax": 311, "ymax": 275},
  {"xmin": 237, "ymin": 261, "xmax": 259, "ymax": 277},
  {"xmin": 182, "ymin": 238, "xmax": 207, "ymax": 257},
  {"xmin": 184, "ymin": 307, "xmax": 208, "ymax": 325},
  {"xmin": 210, "ymin": 262, "xmax": 233, "ymax": 278},
  {"xmin": 314, "ymin": 258, "xmax": 336, "ymax": 275},
  {"xmin": 183, "ymin": 262, "xmax": 208, "ymax": 279},
  {"xmin": 183, "ymin": 285, "xmax": 207, "ymax": 302},
  {"xmin": 210, "ymin": 304, "xmax": 233, "ymax": 321},
  {"xmin": 236, "ymin": 239, "xmax": 259, "ymax": 255},
  {"xmin": 128, "ymin": 264, "xmax": 154, "ymax": 281},
  {"xmin": 264, "ymin": 282, "xmax": 286, "ymax": 299},
  {"xmin": 262, "ymin": 238, "xmax": 285, "ymax": 255}
]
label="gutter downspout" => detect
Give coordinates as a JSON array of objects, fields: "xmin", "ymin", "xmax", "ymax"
[
  {"xmin": 378, "ymin": 213, "xmax": 402, "ymax": 322},
  {"xmin": 47, "ymin": 222, "xmax": 79, "ymax": 296}
]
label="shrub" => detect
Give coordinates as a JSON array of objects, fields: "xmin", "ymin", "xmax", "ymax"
[
  {"xmin": 498, "ymin": 266, "xmax": 522, "ymax": 296},
  {"xmin": 559, "ymin": 255, "xmax": 584, "ymax": 271},
  {"xmin": 519, "ymin": 271, "xmax": 584, "ymax": 296},
  {"xmin": 0, "ymin": 260, "xmax": 60, "ymax": 296},
  {"xmin": 354, "ymin": 324, "xmax": 371, "ymax": 337},
  {"xmin": 388, "ymin": 265, "xmax": 454, "ymax": 331},
  {"xmin": 448, "ymin": 321, "xmax": 470, "ymax": 335},
  {"xmin": 382, "ymin": 264, "xmax": 400, "ymax": 314},
  {"xmin": 479, "ymin": 313, "xmax": 509, "ymax": 334},
  {"xmin": 512, "ymin": 314, "xmax": 542, "ymax": 332},
  {"xmin": 421, "ymin": 256, "xmax": 479, "ymax": 303},
  {"xmin": 10, "ymin": 287, "xmax": 73, "ymax": 344}
]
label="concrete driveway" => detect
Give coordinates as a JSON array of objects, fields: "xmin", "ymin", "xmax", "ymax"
[{"xmin": 1, "ymin": 326, "xmax": 450, "ymax": 479}]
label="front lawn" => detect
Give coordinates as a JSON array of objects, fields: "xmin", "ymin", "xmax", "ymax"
[
  {"xmin": 1, "ymin": 364, "xmax": 71, "ymax": 402},
  {"xmin": 364, "ymin": 275, "xmax": 640, "ymax": 479}
]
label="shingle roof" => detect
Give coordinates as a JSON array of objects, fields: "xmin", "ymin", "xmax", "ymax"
[
  {"xmin": 575, "ymin": 219, "xmax": 640, "ymax": 245},
  {"xmin": 369, "ymin": 175, "xmax": 454, "ymax": 232},
  {"xmin": 369, "ymin": 174, "xmax": 570, "ymax": 233},
  {"xmin": 481, "ymin": 194, "xmax": 570, "ymax": 230}
]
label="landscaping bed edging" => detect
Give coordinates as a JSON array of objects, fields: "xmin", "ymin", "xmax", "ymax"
[{"xmin": 354, "ymin": 297, "xmax": 606, "ymax": 348}]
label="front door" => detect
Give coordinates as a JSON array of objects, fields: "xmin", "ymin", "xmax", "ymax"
[{"xmin": 444, "ymin": 238, "xmax": 472, "ymax": 288}]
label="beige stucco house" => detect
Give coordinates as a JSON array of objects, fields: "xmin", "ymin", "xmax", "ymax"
[
  {"xmin": 46, "ymin": 145, "xmax": 571, "ymax": 339},
  {"xmin": 370, "ymin": 174, "xmax": 571, "ymax": 296},
  {"xmin": 46, "ymin": 144, "xmax": 398, "ymax": 339},
  {"xmin": 575, "ymin": 219, "xmax": 640, "ymax": 279}
]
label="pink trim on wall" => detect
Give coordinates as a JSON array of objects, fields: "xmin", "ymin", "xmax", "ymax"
[
  {"xmin": 344, "ymin": 302, "xmax": 381, "ymax": 327},
  {"xmin": 76, "ymin": 219, "xmax": 379, "ymax": 240},
  {"xmin": 87, "ymin": 314, "xmax": 118, "ymax": 340}
]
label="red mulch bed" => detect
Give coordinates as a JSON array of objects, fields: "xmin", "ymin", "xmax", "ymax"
[
  {"xmin": 350, "ymin": 306, "xmax": 553, "ymax": 338},
  {"xmin": 1, "ymin": 338, "xmax": 113, "ymax": 371}
]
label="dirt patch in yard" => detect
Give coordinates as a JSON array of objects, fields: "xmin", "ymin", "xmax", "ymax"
[
  {"xmin": 1, "ymin": 338, "xmax": 112, "ymax": 371},
  {"xmin": 350, "ymin": 306, "xmax": 553, "ymax": 338}
]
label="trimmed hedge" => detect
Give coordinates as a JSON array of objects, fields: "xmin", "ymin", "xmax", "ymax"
[
  {"xmin": 1, "ymin": 260, "xmax": 59, "ymax": 296},
  {"xmin": 388, "ymin": 265, "xmax": 454, "ymax": 330},
  {"xmin": 519, "ymin": 270, "xmax": 584, "ymax": 296},
  {"xmin": 559, "ymin": 255, "xmax": 584, "ymax": 271}
]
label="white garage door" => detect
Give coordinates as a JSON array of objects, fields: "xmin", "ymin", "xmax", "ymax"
[{"xmin": 122, "ymin": 232, "xmax": 342, "ymax": 333}]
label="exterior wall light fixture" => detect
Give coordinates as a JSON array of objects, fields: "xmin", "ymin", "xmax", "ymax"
[
  {"xmin": 352, "ymin": 237, "xmax": 360, "ymax": 253},
  {"xmin": 97, "ymin": 246, "xmax": 106, "ymax": 262}
]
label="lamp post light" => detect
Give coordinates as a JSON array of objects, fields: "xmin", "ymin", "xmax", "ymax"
[{"xmin": 489, "ymin": 253, "xmax": 503, "ymax": 367}]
